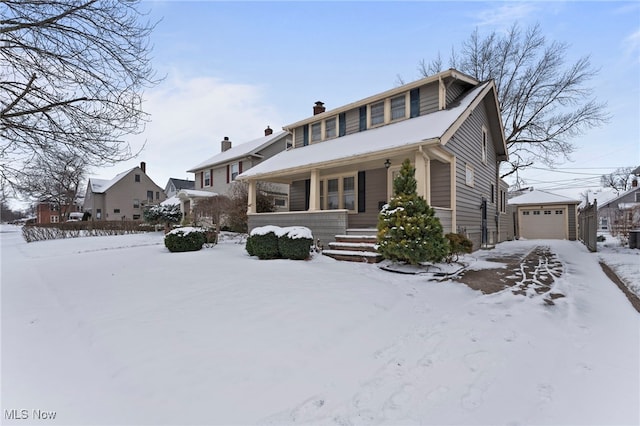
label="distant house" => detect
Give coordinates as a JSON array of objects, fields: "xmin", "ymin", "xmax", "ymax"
[
  {"xmin": 508, "ymin": 189, "xmax": 580, "ymax": 240},
  {"xmin": 84, "ymin": 162, "xmax": 166, "ymax": 221},
  {"xmin": 165, "ymin": 178, "xmax": 194, "ymax": 199},
  {"xmin": 597, "ymin": 183, "xmax": 640, "ymax": 234},
  {"xmin": 239, "ymin": 69, "xmax": 510, "ymax": 251},
  {"xmin": 35, "ymin": 201, "xmax": 82, "ymax": 224},
  {"xmin": 186, "ymin": 127, "xmax": 291, "ymax": 215}
]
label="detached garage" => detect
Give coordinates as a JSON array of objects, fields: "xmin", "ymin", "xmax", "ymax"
[{"xmin": 508, "ymin": 189, "xmax": 580, "ymax": 240}]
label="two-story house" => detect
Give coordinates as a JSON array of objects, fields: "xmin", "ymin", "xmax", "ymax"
[
  {"xmin": 84, "ymin": 162, "xmax": 166, "ymax": 221},
  {"xmin": 35, "ymin": 201, "xmax": 83, "ymax": 224},
  {"xmin": 239, "ymin": 69, "xmax": 509, "ymax": 251},
  {"xmin": 597, "ymin": 179, "xmax": 640, "ymax": 235},
  {"xmin": 186, "ymin": 127, "xmax": 291, "ymax": 211}
]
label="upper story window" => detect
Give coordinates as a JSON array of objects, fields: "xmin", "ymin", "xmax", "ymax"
[
  {"xmin": 311, "ymin": 122, "xmax": 321, "ymax": 142},
  {"xmin": 481, "ymin": 126, "xmax": 488, "ymax": 163},
  {"xmin": 325, "ymin": 117, "xmax": 336, "ymax": 139},
  {"xmin": 135, "ymin": 174, "xmax": 141, "ymax": 182},
  {"xmin": 231, "ymin": 163, "xmax": 239, "ymax": 181},
  {"xmin": 147, "ymin": 190, "xmax": 153, "ymax": 202},
  {"xmin": 465, "ymin": 164, "xmax": 474, "ymax": 187},
  {"xmin": 204, "ymin": 170, "xmax": 211, "ymax": 186},
  {"xmin": 370, "ymin": 101, "xmax": 384, "ymax": 126},
  {"xmin": 390, "ymin": 95, "xmax": 406, "ymax": 121}
]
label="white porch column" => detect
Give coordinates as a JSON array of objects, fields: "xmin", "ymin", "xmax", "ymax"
[
  {"xmin": 415, "ymin": 150, "xmax": 430, "ymax": 203},
  {"xmin": 309, "ymin": 169, "xmax": 320, "ymax": 211},
  {"xmin": 247, "ymin": 180, "xmax": 257, "ymax": 214}
]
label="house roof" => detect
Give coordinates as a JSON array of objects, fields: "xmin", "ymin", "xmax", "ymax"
[
  {"xmin": 88, "ymin": 168, "xmax": 137, "ymax": 194},
  {"xmin": 176, "ymin": 189, "xmax": 219, "ymax": 199},
  {"xmin": 167, "ymin": 178, "xmax": 194, "ymax": 190},
  {"xmin": 187, "ymin": 130, "xmax": 289, "ymax": 172},
  {"xmin": 508, "ymin": 189, "xmax": 581, "ymax": 206},
  {"xmin": 239, "ymin": 81, "xmax": 500, "ymax": 180},
  {"xmin": 597, "ymin": 186, "xmax": 640, "ymax": 209}
]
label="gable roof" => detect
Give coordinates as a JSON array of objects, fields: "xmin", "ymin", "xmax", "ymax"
[
  {"xmin": 508, "ymin": 189, "xmax": 580, "ymax": 206},
  {"xmin": 597, "ymin": 186, "xmax": 640, "ymax": 209},
  {"xmin": 187, "ymin": 130, "xmax": 289, "ymax": 172},
  {"xmin": 88, "ymin": 168, "xmax": 137, "ymax": 194},
  {"xmin": 167, "ymin": 178, "xmax": 194, "ymax": 191},
  {"xmin": 239, "ymin": 81, "xmax": 503, "ymax": 180}
]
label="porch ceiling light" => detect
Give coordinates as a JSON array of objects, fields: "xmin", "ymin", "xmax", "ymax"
[{"xmin": 384, "ymin": 159, "xmax": 391, "ymax": 169}]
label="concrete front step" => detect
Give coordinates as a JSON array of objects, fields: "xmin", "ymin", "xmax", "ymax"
[
  {"xmin": 322, "ymin": 249, "xmax": 383, "ymax": 264},
  {"xmin": 328, "ymin": 241, "xmax": 379, "ymax": 253},
  {"xmin": 334, "ymin": 234, "xmax": 377, "ymax": 244},
  {"xmin": 345, "ymin": 228, "xmax": 378, "ymax": 236}
]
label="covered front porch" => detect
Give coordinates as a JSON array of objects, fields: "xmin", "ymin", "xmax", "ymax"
[{"xmin": 244, "ymin": 141, "xmax": 456, "ymax": 246}]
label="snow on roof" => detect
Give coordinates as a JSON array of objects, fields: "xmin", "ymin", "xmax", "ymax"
[
  {"xmin": 88, "ymin": 168, "xmax": 136, "ymax": 193},
  {"xmin": 508, "ymin": 189, "xmax": 581, "ymax": 205},
  {"xmin": 188, "ymin": 130, "xmax": 289, "ymax": 172},
  {"xmin": 597, "ymin": 186, "xmax": 640, "ymax": 209},
  {"xmin": 161, "ymin": 196, "xmax": 180, "ymax": 206},
  {"xmin": 176, "ymin": 189, "xmax": 218, "ymax": 199},
  {"xmin": 238, "ymin": 82, "xmax": 490, "ymax": 179}
]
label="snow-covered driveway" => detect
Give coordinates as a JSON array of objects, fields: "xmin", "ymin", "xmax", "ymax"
[{"xmin": 2, "ymin": 225, "xmax": 638, "ymax": 425}]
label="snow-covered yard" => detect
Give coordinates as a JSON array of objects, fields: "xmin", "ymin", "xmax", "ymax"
[{"xmin": 1, "ymin": 224, "xmax": 638, "ymax": 425}]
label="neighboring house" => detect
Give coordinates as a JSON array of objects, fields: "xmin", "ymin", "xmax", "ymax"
[
  {"xmin": 35, "ymin": 202, "xmax": 82, "ymax": 224},
  {"xmin": 84, "ymin": 162, "xmax": 166, "ymax": 221},
  {"xmin": 238, "ymin": 69, "xmax": 510, "ymax": 250},
  {"xmin": 597, "ymin": 182, "xmax": 640, "ymax": 234},
  {"xmin": 165, "ymin": 178, "xmax": 194, "ymax": 198},
  {"xmin": 508, "ymin": 189, "xmax": 580, "ymax": 240},
  {"xmin": 186, "ymin": 127, "xmax": 291, "ymax": 213}
]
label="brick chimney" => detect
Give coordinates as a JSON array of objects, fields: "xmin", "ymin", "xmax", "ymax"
[
  {"xmin": 221, "ymin": 136, "xmax": 232, "ymax": 152},
  {"xmin": 313, "ymin": 101, "xmax": 325, "ymax": 115},
  {"xmin": 140, "ymin": 161, "xmax": 146, "ymax": 173},
  {"xmin": 264, "ymin": 126, "xmax": 273, "ymax": 136}
]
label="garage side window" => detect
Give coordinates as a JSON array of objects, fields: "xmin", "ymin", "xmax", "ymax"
[{"xmin": 522, "ymin": 211, "xmax": 530, "ymax": 215}]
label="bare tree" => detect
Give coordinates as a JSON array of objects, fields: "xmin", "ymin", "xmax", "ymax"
[
  {"xmin": 192, "ymin": 195, "xmax": 230, "ymax": 229},
  {"xmin": 1, "ymin": 0, "xmax": 159, "ymax": 186},
  {"xmin": 16, "ymin": 149, "xmax": 86, "ymax": 220},
  {"xmin": 600, "ymin": 167, "xmax": 635, "ymax": 193},
  {"xmin": 419, "ymin": 23, "xmax": 609, "ymax": 181}
]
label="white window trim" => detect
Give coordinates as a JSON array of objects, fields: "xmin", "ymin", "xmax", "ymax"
[
  {"xmin": 319, "ymin": 172, "xmax": 358, "ymax": 213},
  {"xmin": 465, "ymin": 163, "xmax": 475, "ymax": 187}
]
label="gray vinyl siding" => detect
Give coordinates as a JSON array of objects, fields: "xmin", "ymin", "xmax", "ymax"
[
  {"xmin": 446, "ymin": 81, "xmax": 467, "ymax": 105},
  {"xmin": 348, "ymin": 168, "xmax": 387, "ymax": 228},
  {"xmin": 345, "ymin": 109, "xmax": 360, "ymax": 135},
  {"xmin": 290, "ymin": 180, "xmax": 307, "ymax": 211},
  {"xmin": 445, "ymin": 99, "xmax": 500, "ymax": 249},
  {"xmin": 430, "ymin": 161, "xmax": 451, "ymax": 209},
  {"xmin": 419, "ymin": 84, "xmax": 439, "ymax": 115}
]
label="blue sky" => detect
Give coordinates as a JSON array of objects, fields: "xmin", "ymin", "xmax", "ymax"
[{"xmin": 90, "ymin": 0, "xmax": 639, "ymax": 201}]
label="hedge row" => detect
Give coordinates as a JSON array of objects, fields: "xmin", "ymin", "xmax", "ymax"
[
  {"xmin": 164, "ymin": 227, "xmax": 218, "ymax": 252},
  {"xmin": 22, "ymin": 221, "xmax": 157, "ymax": 243},
  {"xmin": 246, "ymin": 226, "xmax": 313, "ymax": 260}
]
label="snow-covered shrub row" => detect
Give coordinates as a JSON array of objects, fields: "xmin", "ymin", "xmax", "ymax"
[
  {"xmin": 246, "ymin": 226, "xmax": 313, "ymax": 260},
  {"xmin": 21, "ymin": 222, "xmax": 157, "ymax": 243},
  {"xmin": 164, "ymin": 227, "xmax": 207, "ymax": 252}
]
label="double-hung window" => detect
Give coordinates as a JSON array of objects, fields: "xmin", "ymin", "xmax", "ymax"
[
  {"xmin": 370, "ymin": 101, "xmax": 384, "ymax": 126},
  {"xmin": 311, "ymin": 122, "xmax": 321, "ymax": 142},
  {"xmin": 325, "ymin": 117, "xmax": 336, "ymax": 139},
  {"xmin": 390, "ymin": 95, "xmax": 406, "ymax": 121},
  {"xmin": 231, "ymin": 163, "xmax": 239, "ymax": 181},
  {"xmin": 343, "ymin": 177, "xmax": 355, "ymax": 210},
  {"xmin": 204, "ymin": 170, "xmax": 211, "ymax": 186},
  {"xmin": 327, "ymin": 179, "xmax": 339, "ymax": 210}
]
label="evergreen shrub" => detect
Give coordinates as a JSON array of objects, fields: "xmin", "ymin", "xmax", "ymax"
[
  {"xmin": 246, "ymin": 226, "xmax": 313, "ymax": 260},
  {"xmin": 164, "ymin": 227, "xmax": 206, "ymax": 252},
  {"xmin": 247, "ymin": 231, "xmax": 280, "ymax": 259},
  {"xmin": 278, "ymin": 230, "xmax": 313, "ymax": 260},
  {"xmin": 445, "ymin": 232, "xmax": 474, "ymax": 262}
]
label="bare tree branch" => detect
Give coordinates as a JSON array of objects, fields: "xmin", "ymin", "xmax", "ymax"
[
  {"xmin": 1, "ymin": 0, "xmax": 160, "ymax": 187},
  {"xmin": 417, "ymin": 22, "xmax": 610, "ymax": 181}
]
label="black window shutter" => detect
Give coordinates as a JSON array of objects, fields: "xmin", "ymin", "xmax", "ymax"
[
  {"xmin": 359, "ymin": 106, "xmax": 367, "ymax": 131},
  {"xmin": 410, "ymin": 88, "xmax": 420, "ymax": 118},
  {"xmin": 339, "ymin": 112, "xmax": 346, "ymax": 136},
  {"xmin": 304, "ymin": 179, "xmax": 310, "ymax": 210},
  {"xmin": 358, "ymin": 171, "xmax": 366, "ymax": 213},
  {"xmin": 303, "ymin": 126, "xmax": 309, "ymax": 146}
]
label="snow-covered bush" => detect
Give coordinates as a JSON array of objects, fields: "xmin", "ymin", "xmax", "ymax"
[
  {"xmin": 164, "ymin": 227, "xmax": 206, "ymax": 252},
  {"xmin": 377, "ymin": 159, "xmax": 448, "ymax": 265},
  {"xmin": 246, "ymin": 225, "xmax": 313, "ymax": 260},
  {"xmin": 144, "ymin": 203, "xmax": 182, "ymax": 231}
]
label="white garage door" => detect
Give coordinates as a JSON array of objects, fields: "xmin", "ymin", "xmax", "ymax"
[{"xmin": 519, "ymin": 207, "xmax": 567, "ymax": 239}]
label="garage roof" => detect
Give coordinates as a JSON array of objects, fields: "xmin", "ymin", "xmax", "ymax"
[{"xmin": 508, "ymin": 189, "xmax": 580, "ymax": 205}]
